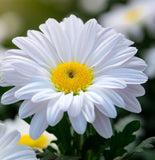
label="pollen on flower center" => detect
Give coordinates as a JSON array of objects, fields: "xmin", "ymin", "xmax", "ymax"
[
  {"xmin": 51, "ymin": 62, "xmax": 93, "ymax": 94},
  {"xmin": 124, "ymin": 8, "xmax": 142, "ymax": 23},
  {"xmin": 18, "ymin": 134, "xmax": 48, "ymax": 149}
]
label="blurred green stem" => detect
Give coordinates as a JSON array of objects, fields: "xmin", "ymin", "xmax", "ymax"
[{"xmin": 73, "ymin": 132, "xmax": 83, "ymax": 157}]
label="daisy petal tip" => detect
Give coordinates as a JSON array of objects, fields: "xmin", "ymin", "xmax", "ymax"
[
  {"xmin": 12, "ymin": 36, "xmax": 23, "ymax": 45},
  {"xmin": 141, "ymin": 73, "xmax": 148, "ymax": 84},
  {"xmin": 29, "ymin": 129, "xmax": 39, "ymax": 140},
  {"xmin": 113, "ymin": 112, "xmax": 117, "ymax": 119},
  {"xmin": 1, "ymin": 97, "xmax": 6, "ymax": 105},
  {"xmin": 18, "ymin": 111, "xmax": 27, "ymax": 119},
  {"xmin": 104, "ymin": 132, "xmax": 113, "ymax": 139},
  {"xmin": 74, "ymin": 126, "xmax": 86, "ymax": 135},
  {"xmin": 134, "ymin": 106, "xmax": 142, "ymax": 113},
  {"xmin": 69, "ymin": 14, "xmax": 78, "ymax": 19}
]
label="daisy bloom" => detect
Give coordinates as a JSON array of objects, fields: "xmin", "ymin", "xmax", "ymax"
[
  {"xmin": 78, "ymin": 0, "xmax": 107, "ymax": 15},
  {"xmin": 99, "ymin": 0, "xmax": 155, "ymax": 41},
  {"xmin": 143, "ymin": 46, "xmax": 155, "ymax": 79},
  {"xmin": 4, "ymin": 116, "xmax": 58, "ymax": 151},
  {"xmin": 0, "ymin": 12, "xmax": 23, "ymax": 43},
  {"xmin": 0, "ymin": 15, "xmax": 147, "ymax": 139},
  {"xmin": 0, "ymin": 123, "xmax": 38, "ymax": 160}
]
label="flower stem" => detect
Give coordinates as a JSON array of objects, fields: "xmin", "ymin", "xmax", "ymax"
[{"xmin": 73, "ymin": 132, "xmax": 84, "ymax": 157}]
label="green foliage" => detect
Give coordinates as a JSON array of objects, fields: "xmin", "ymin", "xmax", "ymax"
[
  {"xmin": 103, "ymin": 120, "xmax": 140, "ymax": 160},
  {"xmin": 37, "ymin": 147, "xmax": 80, "ymax": 160},
  {"xmin": 81, "ymin": 120, "xmax": 140, "ymax": 160},
  {"xmin": 37, "ymin": 148, "xmax": 58, "ymax": 160},
  {"xmin": 114, "ymin": 136, "xmax": 155, "ymax": 160},
  {"xmin": 44, "ymin": 120, "xmax": 148, "ymax": 160}
]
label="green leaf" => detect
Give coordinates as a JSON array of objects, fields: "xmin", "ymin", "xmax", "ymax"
[
  {"xmin": 37, "ymin": 148, "xmax": 80, "ymax": 160},
  {"xmin": 103, "ymin": 120, "xmax": 141, "ymax": 160},
  {"xmin": 37, "ymin": 148, "xmax": 58, "ymax": 160},
  {"xmin": 123, "ymin": 120, "xmax": 140, "ymax": 135},
  {"xmin": 114, "ymin": 136, "xmax": 155, "ymax": 160}
]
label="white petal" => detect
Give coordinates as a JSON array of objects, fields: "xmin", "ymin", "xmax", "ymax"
[
  {"xmin": 92, "ymin": 108, "xmax": 112, "ymax": 138},
  {"xmin": 94, "ymin": 27, "xmax": 116, "ymax": 49},
  {"xmin": 0, "ymin": 80, "xmax": 10, "ymax": 87},
  {"xmin": 31, "ymin": 90, "xmax": 61, "ymax": 103},
  {"xmin": 104, "ymin": 68, "xmax": 148, "ymax": 84},
  {"xmin": 92, "ymin": 76, "xmax": 126, "ymax": 89},
  {"xmin": 0, "ymin": 145, "xmax": 37, "ymax": 160},
  {"xmin": 86, "ymin": 33, "xmax": 123, "ymax": 67},
  {"xmin": 30, "ymin": 109, "xmax": 48, "ymax": 140},
  {"xmin": 116, "ymin": 90, "xmax": 142, "ymax": 113},
  {"xmin": 15, "ymin": 82, "xmax": 51, "ymax": 100},
  {"xmin": 5, "ymin": 55, "xmax": 50, "ymax": 78},
  {"xmin": 39, "ymin": 23, "xmax": 51, "ymax": 41},
  {"xmin": 95, "ymin": 47, "xmax": 137, "ymax": 73},
  {"xmin": 61, "ymin": 15, "xmax": 83, "ymax": 61},
  {"xmin": 27, "ymin": 30, "xmax": 61, "ymax": 68},
  {"xmin": 85, "ymin": 91, "xmax": 104, "ymax": 104},
  {"xmin": 102, "ymin": 89, "xmax": 125, "ymax": 108},
  {"xmin": 1, "ymin": 70, "xmax": 29, "ymax": 86},
  {"xmin": 123, "ymin": 84, "xmax": 145, "ymax": 97},
  {"xmin": 58, "ymin": 92, "xmax": 73, "ymax": 111},
  {"xmin": 0, "ymin": 130, "xmax": 20, "ymax": 150},
  {"xmin": 12, "ymin": 37, "xmax": 50, "ymax": 68},
  {"xmin": 19, "ymin": 100, "xmax": 44, "ymax": 119},
  {"xmin": 6, "ymin": 49, "xmax": 28, "ymax": 57},
  {"xmin": 68, "ymin": 92, "xmax": 84, "ymax": 117},
  {"xmin": 1, "ymin": 87, "xmax": 20, "ymax": 105},
  {"xmin": 78, "ymin": 19, "xmax": 97, "ymax": 63},
  {"xmin": 45, "ymin": 18, "xmax": 72, "ymax": 62},
  {"xmin": 95, "ymin": 92, "xmax": 117, "ymax": 118},
  {"xmin": 69, "ymin": 113, "xmax": 87, "ymax": 134},
  {"xmin": 121, "ymin": 56, "xmax": 147, "ymax": 71},
  {"xmin": 82, "ymin": 100, "xmax": 95, "ymax": 123},
  {"xmin": 124, "ymin": 96, "xmax": 142, "ymax": 113},
  {"xmin": 47, "ymin": 99, "xmax": 64, "ymax": 126},
  {"xmin": 0, "ymin": 124, "xmax": 6, "ymax": 137}
]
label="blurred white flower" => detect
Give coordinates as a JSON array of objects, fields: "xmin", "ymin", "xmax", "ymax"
[
  {"xmin": 143, "ymin": 46, "xmax": 155, "ymax": 78},
  {"xmin": 0, "ymin": 12, "xmax": 23, "ymax": 43},
  {"xmin": 0, "ymin": 123, "xmax": 38, "ymax": 160},
  {"xmin": 0, "ymin": 15, "xmax": 147, "ymax": 139},
  {"xmin": 0, "ymin": 47, "xmax": 6, "ymax": 76},
  {"xmin": 99, "ymin": 0, "xmax": 155, "ymax": 41},
  {"xmin": 4, "ymin": 116, "xmax": 58, "ymax": 151},
  {"xmin": 78, "ymin": 0, "xmax": 107, "ymax": 14},
  {"xmin": 0, "ymin": 47, "xmax": 6, "ymax": 61}
]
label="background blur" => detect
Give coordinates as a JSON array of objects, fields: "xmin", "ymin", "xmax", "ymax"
[{"xmin": 0, "ymin": 0, "xmax": 155, "ymax": 159}]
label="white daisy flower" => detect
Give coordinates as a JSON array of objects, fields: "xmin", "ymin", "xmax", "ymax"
[
  {"xmin": 0, "ymin": 123, "xmax": 38, "ymax": 160},
  {"xmin": 143, "ymin": 46, "xmax": 155, "ymax": 78},
  {"xmin": 4, "ymin": 116, "xmax": 58, "ymax": 151},
  {"xmin": 99, "ymin": 0, "xmax": 155, "ymax": 41},
  {"xmin": 0, "ymin": 12, "xmax": 23, "ymax": 43},
  {"xmin": 0, "ymin": 15, "xmax": 147, "ymax": 139},
  {"xmin": 0, "ymin": 47, "xmax": 6, "ymax": 76},
  {"xmin": 0, "ymin": 47, "xmax": 6, "ymax": 60},
  {"xmin": 78, "ymin": 0, "xmax": 107, "ymax": 14}
]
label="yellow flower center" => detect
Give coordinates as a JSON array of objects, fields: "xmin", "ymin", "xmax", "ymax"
[
  {"xmin": 18, "ymin": 134, "xmax": 48, "ymax": 149},
  {"xmin": 51, "ymin": 62, "xmax": 93, "ymax": 94},
  {"xmin": 124, "ymin": 8, "xmax": 142, "ymax": 23}
]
